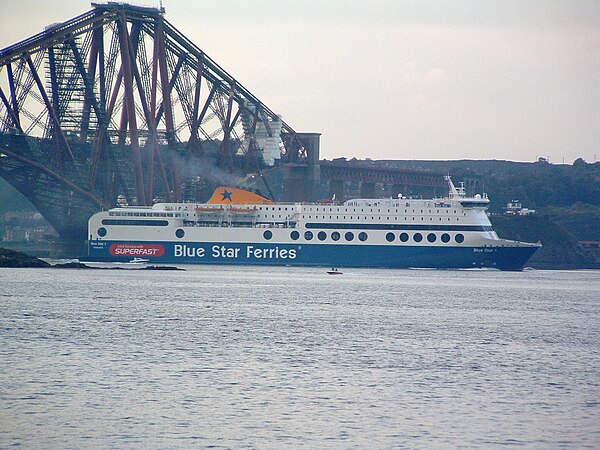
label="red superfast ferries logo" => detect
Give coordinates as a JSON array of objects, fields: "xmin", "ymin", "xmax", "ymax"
[{"xmin": 109, "ymin": 243, "xmax": 165, "ymax": 257}]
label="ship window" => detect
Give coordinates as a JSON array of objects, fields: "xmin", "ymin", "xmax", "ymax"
[
  {"xmin": 441, "ymin": 233, "xmax": 451, "ymax": 243},
  {"xmin": 427, "ymin": 233, "xmax": 436, "ymax": 243},
  {"xmin": 386, "ymin": 232, "xmax": 395, "ymax": 242},
  {"xmin": 175, "ymin": 228, "xmax": 185, "ymax": 239},
  {"xmin": 413, "ymin": 233, "xmax": 423, "ymax": 243},
  {"xmin": 359, "ymin": 232, "xmax": 368, "ymax": 242},
  {"xmin": 291, "ymin": 230, "xmax": 300, "ymax": 240},
  {"xmin": 263, "ymin": 230, "xmax": 273, "ymax": 240},
  {"xmin": 345, "ymin": 231, "xmax": 354, "ymax": 241},
  {"xmin": 331, "ymin": 231, "xmax": 340, "ymax": 241},
  {"xmin": 101, "ymin": 219, "xmax": 169, "ymax": 227},
  {"xmin": 455, "ymin": 233, "xmax": 465, "ymax": 243},
  {"xmin": 97, "ymin": 227, "xmax": 107, "ymax": 237},
  {"xmin": 318, "ymin": 231, "xmax": 327, "ymax": 241},
  {"xmin": 304, "ymin": 231, "xmax": 313, "ymax": 240},
  {"xmin": 399, "ymin": 232, "xmax": 409, "ymax": 242}
]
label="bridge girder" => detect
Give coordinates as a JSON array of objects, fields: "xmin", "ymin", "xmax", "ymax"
[{"xmin": 0, "ymin": 3, "xmax": 308, "ymax": 239}]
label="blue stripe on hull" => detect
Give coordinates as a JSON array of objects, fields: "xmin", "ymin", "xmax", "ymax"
[{"xmin": 84, "ymin": 240, "xmax": 538, "ymax": 271}]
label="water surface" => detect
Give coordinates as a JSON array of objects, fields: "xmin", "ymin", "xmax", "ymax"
[{"xmin": 1, "ymin": 267, "xmax": 599, "ymax": 448}]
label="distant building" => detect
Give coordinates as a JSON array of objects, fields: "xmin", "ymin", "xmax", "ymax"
[
  {"xmin": 1, "ymin": 212, "xmax": 57, "ymax": 243},
  {"xmin": 3, "ymin": 226, "xmax": 54, "ymax": 243},
  {"xmin": 4, "ymin": 226, "xmax": 27, "ymax": 242},
  {"xmin": 504, "ymin": 200, "xmax": 536, "ymax": 216}
]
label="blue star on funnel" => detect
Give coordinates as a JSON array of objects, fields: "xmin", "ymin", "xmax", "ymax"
[{"xmin": 221, "ymin": 189, "xmax": 233, "ymax": 202}]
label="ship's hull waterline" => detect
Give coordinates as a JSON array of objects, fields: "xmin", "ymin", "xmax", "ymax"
[{"xmin": 84, "ymin": 238, "xmax": 539, "ymax": 271}]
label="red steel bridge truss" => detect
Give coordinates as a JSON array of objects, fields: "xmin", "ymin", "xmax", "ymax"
[{"xmin": 0, "ymin": 3, "xmax": 309, "ymax": 239}]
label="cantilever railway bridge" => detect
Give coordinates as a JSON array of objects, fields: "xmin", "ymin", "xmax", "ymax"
[{"xmin": 0, "ymin": 3, "xmax": 445, "ymax": 246}]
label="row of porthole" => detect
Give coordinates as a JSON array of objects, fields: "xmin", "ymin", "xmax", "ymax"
[
  {"xmin": 99, "ymin": 227, "xmax": 465, "ymax": 245},
  {"xmin": 99, "ymin": 227, "xmax": 189, "ymax": 239},
  {"xmin": 264, "ymin": 230, "xmax": 368, "ymax": 242},
  {"xmin": 263, "ymin": 230, "xmax": 465, "ymax": 244},
  {"xmin": 388, "ymin": 232, "xmax": 464, "ymax": 244}
]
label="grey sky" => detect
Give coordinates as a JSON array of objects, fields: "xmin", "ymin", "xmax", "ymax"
[{"xmin": 1, "ymin": 0, "xmax": 599, "ymax": 163}]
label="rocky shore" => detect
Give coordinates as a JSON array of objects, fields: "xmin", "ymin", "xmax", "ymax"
[{"xmin": 0, "ymin": 248, "xmax": 50, "ymax": 268}]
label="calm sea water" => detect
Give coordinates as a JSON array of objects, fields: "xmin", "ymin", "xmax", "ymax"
[{"xmin": 1, "ymin": 266, "xmax": 599, "ymax": 448}]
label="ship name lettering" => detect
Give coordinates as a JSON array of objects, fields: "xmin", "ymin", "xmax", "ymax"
[
  {"xmin": 174, "ymin": 244, "xmax": 205, "ymax": 258},
  {"xmin": 212, "ymin": 245, "xmax": 241, "ymax": 258},
  {"xmin": 246, "ymin": 246, "xmax": 297, "ymax": 259}
]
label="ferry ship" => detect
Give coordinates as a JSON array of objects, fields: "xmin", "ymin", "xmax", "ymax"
[{"xmin": 83, "ymin": 177, "xmax": 541, "ymax": 270}]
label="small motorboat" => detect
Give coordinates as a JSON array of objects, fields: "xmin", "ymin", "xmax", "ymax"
[
  {"xmin": 128, "ymin": 257, "xmax": 149, "ymax": 264},
  {"xmin": 327, "ymin": 268, "xmax": 343, "ymax": 275}
]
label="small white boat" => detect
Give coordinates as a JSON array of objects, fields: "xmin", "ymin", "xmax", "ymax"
[
  {"xmin": 128, "ymin": 257, "xmax": 149, "ymax": 264},
  {"xmin": 327, "ymin": 268, "xmax": 343, "ymax": 275}
]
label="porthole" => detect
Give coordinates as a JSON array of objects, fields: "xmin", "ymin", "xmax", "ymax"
[
  {"xmin": 304, "ymin": 231, "xmax": 313, "ymax": 240},
  {"xmin": 331, "ymin": 231, "xmax": 340, "ymax": 241},
  {"xmin": 413, "ymin": 233, "xmax": 423, "ymax": 243},
  {"xmin": 97, "ymin": 227, "xmax": 107, "ymax": 237},
  {"xmin": 441, "ymin": 233, "xmax": 450, "ymax": 243},
  {"xmin": 399, "ymin": 232, "xmax": 409, "ymax": 242},
  {"xmin": 455, "ymin": 233, "xmax": 465, "ymax": 243},
  {"xmin": 290, "ymin": 230, "xmax": 300, "ymax": 240},
  {"xmin": 358, "ymin": 232, "xmax": 368, "ymax": 242},
  {"xmin": 386, "ymin": 232, "xmax": 395, "ymax": 242},
  {"xmin": 263, "ymin": 230, "xmax": 273, "ymax": 240},
  {"xmin": 175, "ymin": 228, "xmax": 185, "ymax": 239},
  {"xmin": 318, "ymin": 231, "xmax": 327, "ymax": 241},
  {"xmin": 427, "ymin": 233, "xmax": 436, "ymax": 243},
  {"xmin": 345, "ymin": 231, "xmax": 354, "ymax": 241}
]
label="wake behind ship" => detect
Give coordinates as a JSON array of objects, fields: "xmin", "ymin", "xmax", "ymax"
[{"xmin": 83, "ymin": 177, "xmax": 540, "ymax": 270}]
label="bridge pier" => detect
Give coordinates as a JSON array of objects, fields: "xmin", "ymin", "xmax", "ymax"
[
  {"xmin": 360, "ymin": 182, "xmax": 376, "ymax": 199},
  {"xmin": 282, "ymin": 132, "xmax": 320, "ymax": 202},
  {"xmin": 283, "ymin": 164, "xmax": 320, "ymax": 202}
]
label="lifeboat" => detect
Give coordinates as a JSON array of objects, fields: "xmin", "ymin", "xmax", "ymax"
[{"xmin": 195, "ymin": 206, "xmax": 224, "ymax": 213}]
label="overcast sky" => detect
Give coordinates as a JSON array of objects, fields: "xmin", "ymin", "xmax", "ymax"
[{"xmin": 1, "ymin": 0, "xmax": 599, "ymax": 163}]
